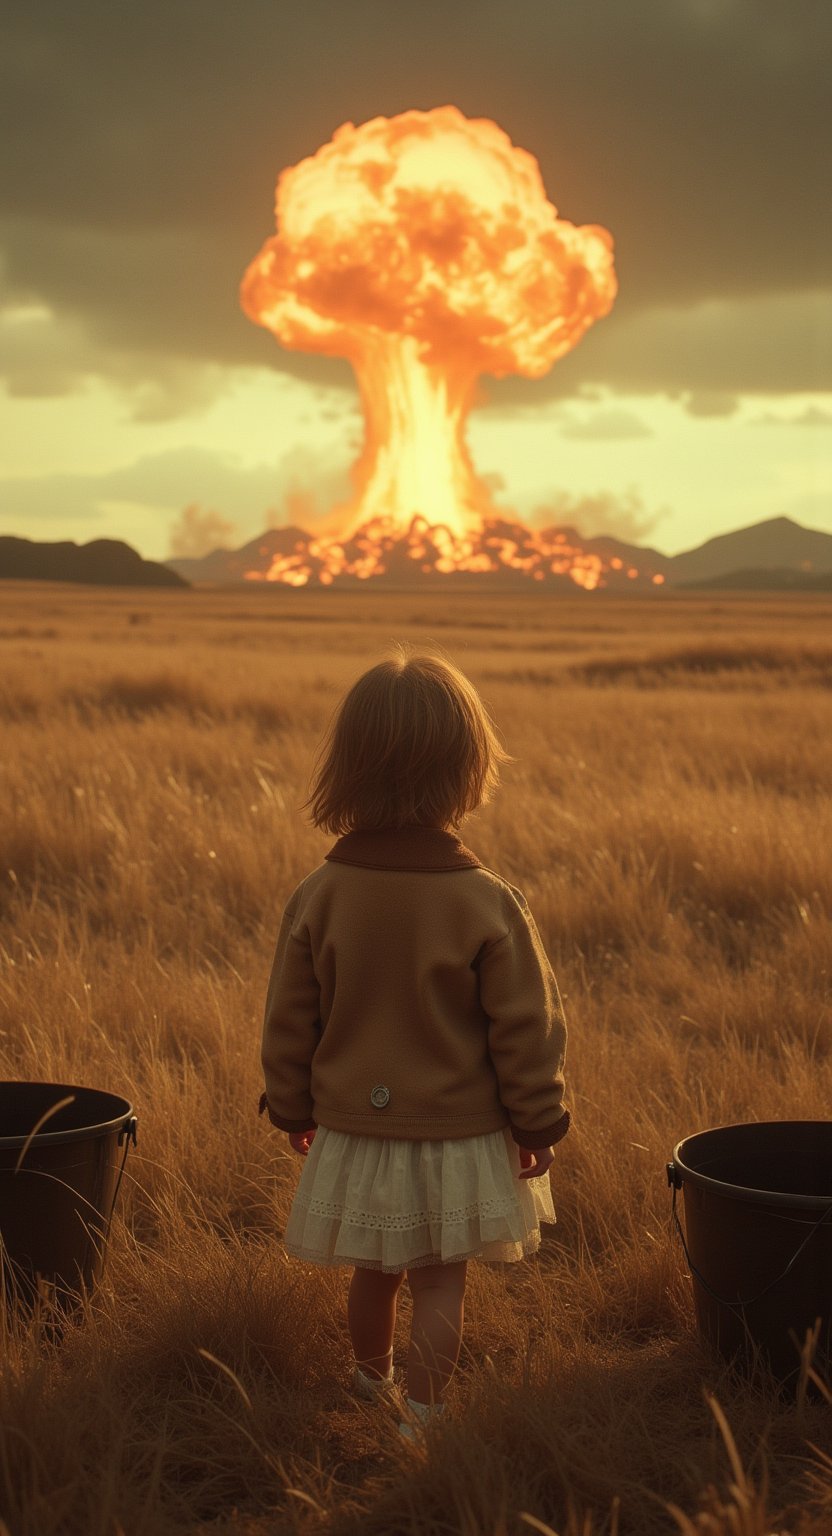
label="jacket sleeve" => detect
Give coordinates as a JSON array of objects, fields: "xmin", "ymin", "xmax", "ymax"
[
  {"xmin": 478, "ymin": 894, "xmax": 570, "ymax": 1151},
  {"xmin": 259, "ymin": 897, "xmax": 320, "ymax": 1134}
]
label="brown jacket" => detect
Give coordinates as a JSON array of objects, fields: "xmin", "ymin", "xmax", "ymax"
[{"xmin": 259, "ymin": 827, "xmax": 570, "ymax": 1151}]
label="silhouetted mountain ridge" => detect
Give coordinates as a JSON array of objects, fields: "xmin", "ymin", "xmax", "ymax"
[
  {"xmin": 0, "ymin": 536, "xmax": 188, "ymax": 587},
  {"xmin": 668, "ymin": 516, "xmax": 832, "ymax": 585},
  {"xmin": 4, "ymin": 517, "xmax": 829, "ymax": 590},
  {"xmin": 169, "ymin": 526, "xmax": 310, "ymax": 583}
]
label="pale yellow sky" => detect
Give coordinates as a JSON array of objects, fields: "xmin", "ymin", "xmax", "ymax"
[{"xmin": 2, "ymin": 365, "xmax": 829, "ymax": 559}]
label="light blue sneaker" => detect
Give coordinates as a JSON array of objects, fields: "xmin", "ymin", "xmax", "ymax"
[
  {"xmin": 352, "ymin": 1362, "xmax": 399, "ymax": 1401},
  {"xmin": 398, "ymin": 1397, "xmax": 447, "ymax": 1440}
]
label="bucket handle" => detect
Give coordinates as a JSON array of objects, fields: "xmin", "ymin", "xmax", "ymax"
[
  {"xmin": 102, "ymin": 1115, "xmax": 138, "ymax": 1259},
  {"xmin": 667, "ymin": 1161, "xmax": 832, "ymax": 1312}
]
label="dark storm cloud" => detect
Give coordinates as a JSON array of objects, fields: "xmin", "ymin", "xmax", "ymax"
[
  {"xmin": 1, "ymin": 0, "xmax": 829, "ymax": 402},
  {"xmin": 484, "ymin": 287, "xmax": 832, "ymax": 410}
]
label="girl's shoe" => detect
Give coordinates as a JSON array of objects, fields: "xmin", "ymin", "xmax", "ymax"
[
  {"xmin": 398, "ymin": 1396, "xmax": 446, "ymax": 1441},
  {"xmin": 352, "ymin": 1362, "xmax": 398, "ymax": 1401}
]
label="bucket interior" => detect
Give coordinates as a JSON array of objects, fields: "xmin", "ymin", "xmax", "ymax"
[
  {"xmin": 678, "ymin": 1121, "xmax": 832, "ymax": 1202},
  {"xmin": 0, "ymin": 1082, "xmax": 131, "ymax": 1143}
]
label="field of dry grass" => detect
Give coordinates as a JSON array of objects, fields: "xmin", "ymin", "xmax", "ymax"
[{"xmin": 1, "ymin": 579, "xmax": 831, "ymax": 1536}]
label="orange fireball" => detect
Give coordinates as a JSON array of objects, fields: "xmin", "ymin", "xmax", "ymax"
[{"xmin": 241, "ymin": 107, "xmax": 617, "ymax": 544}]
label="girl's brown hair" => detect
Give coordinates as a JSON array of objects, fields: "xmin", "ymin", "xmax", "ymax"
[{"xmin": 306, "ymin": 646, "xmax": 510, "ymax": 834}]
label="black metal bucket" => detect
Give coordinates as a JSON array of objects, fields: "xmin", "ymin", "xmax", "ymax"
[
  {"xmin": 668, "ymin": 1120, "xmax": 832, "ymax": 1383},
  {"xmin": 0, "ymin": 1081, "xmax": 137, "ymax": 1307}
]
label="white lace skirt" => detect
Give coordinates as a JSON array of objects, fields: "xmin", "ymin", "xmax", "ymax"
[{"xmin": 282, "ymin": 1125, "xmax": 556, "ymax": 1272}]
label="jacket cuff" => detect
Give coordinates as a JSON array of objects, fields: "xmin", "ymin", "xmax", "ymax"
[
  {"xmin": 510, "ymin": 1109, "xmax": 571, "ymax": 1151},
  {"xmin": 258, "ymin": 1092, "xmax": 317, "ymax": 1134}
]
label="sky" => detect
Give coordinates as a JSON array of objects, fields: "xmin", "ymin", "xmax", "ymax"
[{"xmin": 1, "ymin": 0, "xmax": 830, "ymax": 561}]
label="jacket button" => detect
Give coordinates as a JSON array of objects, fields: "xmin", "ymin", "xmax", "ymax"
[{"xmin": 370, "ymin": 1084, "xmax": 390, "ymax": 1109}]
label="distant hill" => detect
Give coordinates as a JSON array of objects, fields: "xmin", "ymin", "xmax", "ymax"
[
  {"xmin": 667, "ymin": 516, "xmax": 832, "ymax": 585},
  {"xmin": 567, "ymin": 530, "xmax": 673, "ymax": 581},
  {"xmin": 0, "ymin": 537, "xmax": 188, "ymax": 587},
  {"xmin": 167, "ymin": 526, "xmax": 310, "ymax": 583}
]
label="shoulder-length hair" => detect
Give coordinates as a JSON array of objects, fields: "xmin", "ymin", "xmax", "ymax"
[{"xmin": 306, "ymin": 646, "xmax": 510, "ymax": 834}]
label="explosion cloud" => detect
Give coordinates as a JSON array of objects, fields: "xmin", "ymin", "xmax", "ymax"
[{"xmin": 241, "ymin": 107, "xmax": 617, "ymax": 555}]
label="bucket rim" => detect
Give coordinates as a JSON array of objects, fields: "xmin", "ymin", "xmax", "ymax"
[
  {"xmin": 0, "ymin": 1080, "xmax": 134, "ymax": 1150},
  {"xmin": 672, "ymin": 1119, "xmax": 832, "ymax": 1212}
]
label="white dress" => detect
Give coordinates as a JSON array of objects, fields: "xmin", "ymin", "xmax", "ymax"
[{"xmin": 282, "ymin": 1124, "xmax": 556, "ymax": 1272}]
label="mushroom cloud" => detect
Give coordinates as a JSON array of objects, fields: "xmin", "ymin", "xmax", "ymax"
[{"xmin": 241, "ymin": 106, "xmax": 617, "ymax": 541}]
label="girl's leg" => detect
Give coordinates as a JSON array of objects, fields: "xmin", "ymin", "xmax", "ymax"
[
  {"xmin": 347, "ymin": 1266, "xmax": 405, "ymax": 1378},
  {"xmin": 406, "ymin": 1259, "xmax": 467, "ymax": 1406}
]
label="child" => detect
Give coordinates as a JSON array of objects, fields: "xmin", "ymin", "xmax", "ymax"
[{"xmin": 258, "ymin": 647, "xmax": 570, "ymax": 1440}]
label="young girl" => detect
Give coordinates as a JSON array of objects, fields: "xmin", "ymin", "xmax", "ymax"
[{"xmin": 258, "ymin": 648, "xmax": 570, "ymax": 1440}]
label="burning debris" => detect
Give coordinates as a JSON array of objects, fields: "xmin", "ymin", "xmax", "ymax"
[
  {"xmin": 241, "ymin": 106, "xmax": 626, "ymax": 587},
  {"xmin": 239, "ymin": 516, "xmax": 667, "ymax": 591}
]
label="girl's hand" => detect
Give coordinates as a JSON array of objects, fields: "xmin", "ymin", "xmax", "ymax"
[
  {"xmin": 518, "ymin": 1145, "xmax": 554, "ymax": 1180},
  {"xmin": 288, "ymin": 1129, "xmax": 316, "ymax": 1156}
]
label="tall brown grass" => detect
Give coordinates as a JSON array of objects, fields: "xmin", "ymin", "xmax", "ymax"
[{"xmin": 1, "ymin": 581, "xmax": 831, "ymax": 1535}]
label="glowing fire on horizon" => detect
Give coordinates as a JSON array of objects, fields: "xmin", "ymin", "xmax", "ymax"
[{"xmin": 240, "ymin": 106, "xmax": 644, "ymax": 588}]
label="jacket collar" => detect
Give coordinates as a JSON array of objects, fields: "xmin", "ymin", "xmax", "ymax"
[{"xmin": 325, "ymin": 827, "xmax": 481, "ymax": 872}]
